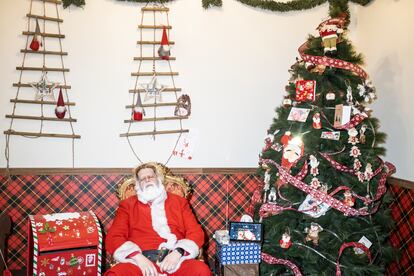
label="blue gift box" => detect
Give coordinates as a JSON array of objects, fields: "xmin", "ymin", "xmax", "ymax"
[{"xmin": 216, "ymin": 241, "xmax": 261, "ymax": 265}]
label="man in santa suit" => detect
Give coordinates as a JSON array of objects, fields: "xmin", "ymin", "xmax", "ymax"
[{"xmin": 105, "ymin": 164, "xmax": 211, "ymax": 276}]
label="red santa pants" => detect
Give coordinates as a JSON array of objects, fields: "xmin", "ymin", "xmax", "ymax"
[{"xmin": 105, "ymin": 259, "xmax": 212, "ymax": 276}]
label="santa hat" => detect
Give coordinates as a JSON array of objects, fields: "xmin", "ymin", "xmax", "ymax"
[
  {"xmin": 55, "ymin": 88, "xmax": 67, "ymax": 119},
  {"xmin": 158, "ymin": 26, "xmax": 170, "ymax": 60},
  {"xmin": 30, "ymin": 19, "xmax": 42, "ymax": 51}
]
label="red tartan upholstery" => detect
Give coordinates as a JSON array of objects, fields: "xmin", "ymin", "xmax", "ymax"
[{"xmin": 0, "ymin": 173, "xmax": 412, "ymax": 275}]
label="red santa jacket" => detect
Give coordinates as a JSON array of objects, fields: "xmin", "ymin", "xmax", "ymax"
[{"xmin": 106, "ymin": 191, "xmax": 204, "ymax": 270}]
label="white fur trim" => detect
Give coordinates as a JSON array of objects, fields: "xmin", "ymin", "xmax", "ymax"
[
  {"xmin": 165, "ymin": 239, "xmax": 200, "ymax": 273},
  {"xmin": 113, "ymin": 241, "xmax": 141, "ymax": 264},
  {"xmin": 151, "ymin": 191, "xmax": 177, "ymax": 250}
]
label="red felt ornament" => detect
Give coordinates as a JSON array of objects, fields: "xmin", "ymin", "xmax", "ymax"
[
  {"xmin": 55, "ymin": 88, "xmax": 67, "ymax": 119},
  {"xmin": 29, "ymin": 19, "xmax": 42, "ymax": 51},
  {"xmin": 132, "ymin": 87, "xmax": 145, "ymax": 121},
  {"xmin": 295, "ymin": 80, "xmax": 316, "ymax": 102},
  {"xmin": 158, "ymin": 26, "xmax": 170, "ymax": 60}
]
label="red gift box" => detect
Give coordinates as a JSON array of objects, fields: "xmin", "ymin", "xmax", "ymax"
[
  {"xmin": 27, "ymin": 211, "xmax": 102, "ymax": 276},
  {"xmin": 295, "ymin": 80, "xmax": 316, "ymax": 102}
]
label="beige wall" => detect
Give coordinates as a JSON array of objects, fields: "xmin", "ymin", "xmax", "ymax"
[{"xmin": 0, "ymin": 0, "xmax": 412, "ymax": 180}]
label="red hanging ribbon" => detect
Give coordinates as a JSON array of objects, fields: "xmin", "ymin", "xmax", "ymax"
[
  {"xmin": 262, "ymin": 252, "xmax": 303, "ymax": 276},
  {"xmin": 336, "ymin": 242, "xmax": 372, "ymax": 276},
  {"xmin": 298, "ymin": 42, "xmax": 368, "ymax": 80}
]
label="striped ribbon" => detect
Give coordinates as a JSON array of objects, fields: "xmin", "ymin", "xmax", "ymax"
[
  {"xmin": 262, "ymin": 252, "xmax": 303, "ymax": 276},
  {"xmin": 90, "ymin": 211, "xmax": 103, "ymax": 275},
  {"xmin": 336, "ymin": 242, "xmax": 372, "ymax": 276}
]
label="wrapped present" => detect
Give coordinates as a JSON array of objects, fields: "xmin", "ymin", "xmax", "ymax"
[
  {"xmin": 27, "ymin": 211, "xmax": 102, "ymax": 276},
  {"xmin": 216, "ymin": 241, "xmax": 261, "ymax": 265},
  {"xmin": 296, "ymin": 80, "xmax": 316, "ymax": 102}
]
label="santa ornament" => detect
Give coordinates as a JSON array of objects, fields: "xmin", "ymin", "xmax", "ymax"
[
  {"xmin": 158, "ymin": 26, "xmax": 170, "ymax": 60},
  {"xmin": 30, "ymin": 19, "xmax": 42, "ymax": 51},
  {"xmin": 281, "ymin": 134, "xmax": 304, "ymax": 170},
  {"xmin": 343, "ymin": 190, "xmax": 355, "ymax": 207},
  {"xmin": 280, "ymin": 232, "xmax": 292, "ymax": 249},
  {"xmin": 312, "ymin": 112, "xmax": 321, "ymax": 129},
  {"xmin": 317, "ymin": 17, "xmax": 346, "ymax": 56},
  {"xmin": 55, "ymin": 89, "xmax": 67, "ymax": 119},
  {"xmin": 309, "ymin": 155, "xmax": 320, "ymax": 176}
]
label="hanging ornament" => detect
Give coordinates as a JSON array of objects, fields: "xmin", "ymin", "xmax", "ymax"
[
  {"xmin": 287, "ymin": 107, "xmax": 310, "ymax": 122},
  {"xmin": 271, "ymin": 143, "xmax": 283, "ymax": 152},
  {"xmin": 30, "ymin": 19, "xmax": 42, "ymax": 51},
  {"xmin": 357, "ymin": 171, "xmax": 365, "ymax": 182},
  {"xmin": 141, "ymin": 74, "xmax": 166, "ymax": 102},
  {"xmin": 333, "ymin": 104, "xmax": 351, "ymax": 128},
  {"xmin": 343, "ymin": 190, "xmax": 355, "ymax": 207},
  {"xmin": 364, "ymin": 163, "xmax": 373, "ymax": 181},
  {"xmin": 347, "ymin": 128, "xmax": 359, "ymax": 145},
  {"xmin": 359, "ymin": 124, "xmax": 367, "ymax": 144},
  {"xmin": 55, "ymin": 88, "xmax": 67, "ymax": 119},
  {"xmin": 267, "ymin": 187, "xmax": 277, "ymax": 203},
  {"xmin": 304, "ymin": 222, "xmax": 323, "ymax": 245},
  {"xmin": 309, "ymin": 155, "xmax": 319, "ymax": 176},
  {"xmin": 281, "ymin": 135, "xmax": 304, "ymax": 170},
  {"xmin": 263, "ymin": 169, "xmax": 271, "ymax": 191},
  {"xmin": 174, "ymin": 94, "xmax": 191, "ymax": 117},
  {"xmin": 132, "ymin": 87, "xmax": 145, "ymax": 121},
  {"xmin": 325, "ymin": 91, "xmax": 336, "ymax": 101},
  {"xmin": 309, "ymin": 177, "xmax": 321, "ymax": 189},
  {"xmin": 262, "ymin": 133, "xmax": 274, "ymax": 152},
  {"xmin": 357, "ymin": 80, "xmax": 376, "ymax": 103},
  {"xmin": 30, "ymin": 71, "xmax": 58, "ymax": 100},
  {"xmin": 350, "ymin": 146, "xmax": 361, "ymax": 158},
  {"xmin": 345, "ymin": 82, "xmax": 353, "ymax": 105},
  {"xmin": 158, "ymin": 26, "xmax": 171, "ymax": 60},
  {"xmin": 299, "ymin": 184, "xmax": 330, "ymax": 218},
  {"xmin": 295, "ymin": 80, "xmax": 316, "ymax": 102},
  {"xmin": 354, "ymin": 236, "xmax": 372, "ymax": 255},
  {"xmin": 312, "ymin": 112, "xmax": 321, "ymax": 129},
  {"xmin": 321, "ymin": 131, "xmax": 340, "ymax": 140},
  {"xmin": 279, "ymin": 231, "xmax": 292, "ymax": 249},
  {"xmin": 353, "ymin": 159, "xmax": 362, "ymax": 171},
  {"xmin": 282, "ymin": 96, "xmax": 292, "ymax": 108}
]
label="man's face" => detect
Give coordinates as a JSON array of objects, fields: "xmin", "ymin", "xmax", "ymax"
[{"xmin": 137, "ymin": 168, "xmax": 158, "ymax": 191}]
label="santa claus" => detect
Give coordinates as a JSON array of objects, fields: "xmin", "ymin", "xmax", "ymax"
[{"xmin": 105, "ymin": 164, "xmax": 211, "ymax": 276}]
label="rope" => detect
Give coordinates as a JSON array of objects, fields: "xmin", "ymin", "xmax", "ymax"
[
  {"xmin": 56, "ymin": 1, "xmax": 76, "ymax": 168},
  {"xmin": 125, "ymin": 4, "xmax": 187, "ymax": 167},
  {"xmin": 4, "ymin": 0, "xmax": 35, "ymax": 174}
]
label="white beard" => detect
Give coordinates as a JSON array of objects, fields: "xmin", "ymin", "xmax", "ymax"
[{"xmin": 135, "ymin": 177, "xmax": 166, "ymax": 203}]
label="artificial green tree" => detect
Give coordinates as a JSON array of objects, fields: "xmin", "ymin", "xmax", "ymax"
[{"xmin": 256, "ymin": 3, "xmax": 396, "ymax": 276}]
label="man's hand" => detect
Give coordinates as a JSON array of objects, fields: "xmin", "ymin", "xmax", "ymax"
[
  {"xmin": 158, "ymin": 250, "xmax": 181, "ymax": 272},
  {"xmin": 131, "ymin": 253, "xmax": 159, "ymax": 276}
]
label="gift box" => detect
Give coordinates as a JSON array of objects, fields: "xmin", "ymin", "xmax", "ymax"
[
  {"xmin": 27, "ymin": 211, "xmax": 102, "ymax": 276},
  {"xmin": 216, "ymin": 241, "xmax": 261, "ymax": 265},
  {"xmin": 295, "ymin": 80, "xmax": 316, "ymax": 102}
]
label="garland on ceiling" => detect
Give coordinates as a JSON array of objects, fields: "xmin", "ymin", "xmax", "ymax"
[{"xmin": 61, "ymin": 0, "xmax": 374, "ymax": 10}]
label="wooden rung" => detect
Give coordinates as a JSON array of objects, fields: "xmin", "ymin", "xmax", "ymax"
[
  {"xmin": 131, "ymin": 72, "xmax": 178, "ymax": 77},
  {"xmin": 10, "ymin": 99, "xmax": 75, "ymax": 106},
  {"xmin": 124, "ymin": 116, "xmax": 188, "ymax": 123},
  {"xmin": 138, "ymin": 25, "xmax": 171, "ymax": 29},
  {"xmin": 6, "ymin": 115, "xmax": 77, "ymax": 122},
  {"xmin": 141, "ymin": 7, "xmax": 169, "ymax": 12},
  {"xmin": 134, "ymin": 57, "xmax": 176, "ymax": 61},
  {"xmin": 120, "ymin": 129, "xmax": 189, "ymax": 137},
  {"xmin": 137, "ymin": 41, "xmax": 175, "ymax": 45},
  {"xmin": 126, "ymin": 102, "xmax": 177, "ymax": 108},
  {"xmin": 13, "ymin": 83, "xmax": 71, "ymax": 89},
  {"xmin": 16, "ymin": 67, "xmax": 69, "ymax": 72},
  {"xmin": 4, "ymin": 130, "xmax": 80, "ymax": 139},
  {"xmin": 21, "ymin": 50, "xmax": 68, "ymax": 55},
  {"xmin": 129, "ymin": 88, "xmax": 181, "ymax": 93},
  {"xmin": 23, "ymin": 31, "xmax": 65, "ymax": 38},
  {"xmin": 26, "ymin": 14, "xmax": 63, "ymax": 23},
  {"xmin": 34, "ymin": 0, "xmax": 62, "ymax": 4}
]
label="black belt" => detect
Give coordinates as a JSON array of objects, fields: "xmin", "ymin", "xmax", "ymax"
[{"xmin": 142, "ymin": 249, "xmax": 169, "ymax": 262}]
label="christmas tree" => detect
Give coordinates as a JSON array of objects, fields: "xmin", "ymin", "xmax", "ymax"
[{"xmin": 256, "ymin": 3, "xmax": 396, "ymax": 276}]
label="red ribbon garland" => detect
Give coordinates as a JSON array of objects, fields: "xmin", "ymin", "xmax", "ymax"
[
  {"xmin": 298, "ymin": 42, "xmax": 368, "ymax": 80},
  {"xmin": 260, "ymin": 158, "xmax": 395, "ymax": 217},
  {"xmin": 336, "ymin": 242, "xmax": 372, "ymax": 276},
  {"xmin": 262, "ymin": 252, "xmax": 303, "ymax": 276}
]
